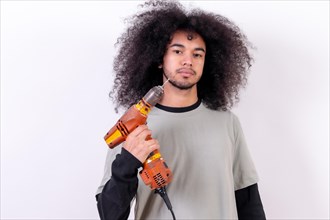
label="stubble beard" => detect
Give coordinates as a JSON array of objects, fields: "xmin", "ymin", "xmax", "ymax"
[{"xmin": 168, "ymin": 79, "xmax": 196, "ymax": 90}]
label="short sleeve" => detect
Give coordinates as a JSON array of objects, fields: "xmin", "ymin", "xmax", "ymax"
[
  {"xmin": 232, "ymin": 114, "xmax": 259, "ymax": 190},
  {"xmin": 95, "ymin": 146, "xmax": 122, "ymax": 195}
]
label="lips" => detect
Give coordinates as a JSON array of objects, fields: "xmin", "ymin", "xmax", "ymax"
[{"xmin": 177, "ymin": 68, "xmax": 195, "ymax": 77}]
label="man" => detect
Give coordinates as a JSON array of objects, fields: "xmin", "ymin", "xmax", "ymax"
[{"xmin": 96, "ymin": 1, "xmax": 266, "ymax": 219}]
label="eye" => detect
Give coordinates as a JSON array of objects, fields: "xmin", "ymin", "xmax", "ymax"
[
  {"xmin": 193, "ymin": 53, "xmax": 203, "ymax": 58},
  {"xmin": 173, "ymin": 50, "xmax": 183, "ymax": 54}
]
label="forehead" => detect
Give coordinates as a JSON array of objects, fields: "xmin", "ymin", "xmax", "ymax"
[{"xmin": 168, "ymin": 30, "xmax": 206, "ymax": 49}]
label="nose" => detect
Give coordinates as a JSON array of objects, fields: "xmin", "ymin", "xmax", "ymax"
[
  {"xmin": 183, "ymin": 61, "xmax": 192, "ymax": 67},
  {"xmin": 182, "ymin": 55, "xmax": 192, "ymax": 67}
]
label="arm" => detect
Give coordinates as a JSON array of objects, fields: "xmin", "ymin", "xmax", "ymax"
[
  {"xmin": 97, "ymin": 148, "xmax": 142, "ymax": 220},
  {"xmin": 235, "ymin": 183, "xmax": 266, "ymax": 220},
  {"xmin": 231, "ymin": 114, "xmax": 266, "ymax": 219},
  {"xmin": 96, "ymin": 125, "xmax": 160, "ymax": 220}
]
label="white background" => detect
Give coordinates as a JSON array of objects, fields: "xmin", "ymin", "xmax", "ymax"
[{"xmin": 1, "ymin": 1, "xmax": 329, "ymax": 219}]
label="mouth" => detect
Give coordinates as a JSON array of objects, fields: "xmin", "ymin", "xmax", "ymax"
[{"xmin": 176, "ymin": 68, "xmax": 195, "ymax": 77}]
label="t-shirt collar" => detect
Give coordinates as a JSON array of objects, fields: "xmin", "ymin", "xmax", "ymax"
[{"xmin": 155, "ymin": 99, "xmax": 201, "ymax": 113}]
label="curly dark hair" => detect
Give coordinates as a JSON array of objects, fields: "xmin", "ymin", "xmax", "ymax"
[{"xmin": 110, "ymin": 0, "xmax": 253, "ymax": 111}]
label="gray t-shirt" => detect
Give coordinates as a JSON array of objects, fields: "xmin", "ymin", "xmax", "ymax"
[{"xmin": 97, "ymin": 103, "xmax": 259, "ymax": 219}]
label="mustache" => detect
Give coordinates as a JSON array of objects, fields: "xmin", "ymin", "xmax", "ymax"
[
  {"xmin": 162, "ymin": 67, "xmax": 196, "ymax": 83},
  {"xmin": 176, "ymin": 68, "xmax": 196, "ymax": 75}
]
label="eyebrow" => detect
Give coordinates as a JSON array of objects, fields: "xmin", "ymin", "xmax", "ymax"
[{"xmin": 169, "ymin": 43, "xmax": 206, "ymax": 53}]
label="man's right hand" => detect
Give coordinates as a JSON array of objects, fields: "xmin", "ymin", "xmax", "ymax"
[{"xmin": 123, "ymin": 125, "xmax": 160, "ymax": 163}]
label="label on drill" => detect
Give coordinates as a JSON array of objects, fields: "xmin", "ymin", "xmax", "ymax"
[
  {"xmin": 135, "ymin": 100, "xmax": 151, "ymax": 115},
  {"xmin": 145, "ymin": 152, "xmax": 161, "ymax": 163},
  {"xmin": 105, "ymin": 129, "xmax": 122, "ymax": 145}
]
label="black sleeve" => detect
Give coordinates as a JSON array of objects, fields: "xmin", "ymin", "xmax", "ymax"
[
  {"xmin": 96, "ymin": 148, "xmax": 142, "ymax": 220},
  {"xmin": 235, "ymin": 183, "xmax": 266, "ymax": 220}
]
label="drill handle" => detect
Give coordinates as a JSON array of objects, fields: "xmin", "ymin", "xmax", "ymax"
[{"xmin": 139, "ymin": 146, "xmax": 173, "ymax": 190}]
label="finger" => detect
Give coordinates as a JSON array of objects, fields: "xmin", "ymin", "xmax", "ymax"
[
  {"xmin": 145, "ymin": 139, "xmax": 160, "ymax": 151},
  {"xmin": 129, "ymin": 124, "xmax": 148, "ymax": 137},
  {"xmin": 125, "ymin": 128, "xmax": 152, "ymax": 150},
  {"xmin": 138, "ymin": 129, "xmax": 152, "ymax": 140}
]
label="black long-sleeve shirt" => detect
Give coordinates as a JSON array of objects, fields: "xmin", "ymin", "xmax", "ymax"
[{"xmin": 96, "ymin": 148, "xmax": 266, "ymax": 220}]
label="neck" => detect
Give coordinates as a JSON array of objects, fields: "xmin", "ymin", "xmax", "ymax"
[{"xmin": 159, "ymin": 83, "xmax": 198, "ymax": 107}]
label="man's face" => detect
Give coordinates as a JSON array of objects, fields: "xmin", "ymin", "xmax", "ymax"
[{"xmin": 162, "ymin": 30, "xmax": 206, "ymax": 90}]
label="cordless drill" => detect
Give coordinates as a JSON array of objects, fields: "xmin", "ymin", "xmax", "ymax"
[{"xmin": 104, "ymin": 85, "xmax": 173, "ymax": 190}]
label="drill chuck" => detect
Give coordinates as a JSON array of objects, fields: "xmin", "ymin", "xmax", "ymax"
[{"xmin": 143, "ymin": 86, "xmax": 164, "ymax": 106}]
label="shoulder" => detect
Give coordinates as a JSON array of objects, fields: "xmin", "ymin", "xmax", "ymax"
[
  {"xmin": 201, "ymin": 105, "xmax": 244, "ymax": 136},
  {"xmin": 201, "ymin": 104, "xmax": 239, "ymax": 121}
]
